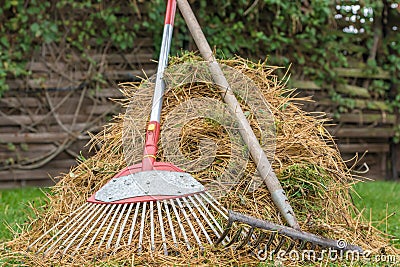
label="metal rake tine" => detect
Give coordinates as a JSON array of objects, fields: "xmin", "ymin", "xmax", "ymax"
[
  {"xmin": 188, "ymin": 196, "xmax": 222, "ymax": 242},
  {"xmin": 298, "ymin": 239, "xmax": 307, "ymax": 250},
  {"xmin": 115, "ymin": 203, "xmax": 134, "ymax": 249},
  {"xmin": 138, "ymin": 201, "xmax": 147, "ymax": 253},
  {"xmin": 47, "ymin": 204, "xmax": 100, "ymax": 256},
  {"xmin": 224, "ymin": 227, "xmax": 243, "ymax": 247},
  {"xmin": 175, "ymin": 198, "xmax": 203, "ymax": 250},
  {"xmin": 61, "ymin": 204, "xmax": 106, "ymax": 254},
  {"xmin": 226, "ymin": 211, "xmax": 363, "ymax": 252},
  {"xmin": 286, "ymin": 239, "xmax": 296, "ymax": 252},
  {"xmin": 150, "ymin": 201, "xmax": 155, "ymax": 252},
  {"xmin": 60, "ymin": 204, "xmax": 101, "ymax": 251},
  {"xmin": 85, "ymin": 204, "xmax": 116, "ymax": 252},
  {"xmin": 27, "ymin": 203, "xmax": 89, "ymax": 251},
  {"xmin": 107, "ymin": 204, "xmax": 128, "ymax": 249},
  {"xmin": 201, "ymin": 192, "xmax": 229, "ymax": 220},
  {"xmin": 183, "ymin": 197, "xmax": 213, "ymax": 245},
  {"xmin": 203, "ymin": 191, "xmax": 228, "ymax": 216},
  {"xmin": 235, "ymin": 227, "xmax": 254, "ymax": 250},
  {"xmin": 215, "ymin": 218, "xmax": 233, "ymax": 246},
  {"xmin": 194, "ymin": 195, "xmax": 230, "ymax": 246},
  {"xmin": 240, "ymin": 225, "xmax": 257, "ymax": 246},
  {"xmin": 98, "ymin": 204, "xmax": 122, "ymax": 249},
  {"xmin": 273, "ymin": 236, "xmax": 286, "ymax": 254},
  {"xmin": 169, "ymin": 199, "xmax": 191, "ymax": 250},
  {"xmin": 157, "ymin": 201, "xmax": 168, "ymax": 255},
  {"xmin": 164, "ymin": 200, "xmax": 178, "ymax": 250},
  {"xmin": 265, "ymin": 232, "xmax": 277, "ymax": 251},
  {"xmin": 216, "ymin": 217, "xmax": 255, "ymax": 249},
  {"xmin": 73, "ymin": 204, "xmax": 112, "ymax": 254},
  {"xmin": 251, "ymin": 231, "xmax": 267, "ymax": 249},
  {"xmin": 42, "ymin": 203, "xmax": 97, "ymax": 255},
  {"xmin": 193, "ymin": 194, "xmax": 224, "ymax": 233},
  {"xmin": 35, "ymin": 203, "xmax": 91, "ymax": 253},
  {"xmin": 128, "ymin": 202, "xmax": 140, "ymax": 245}
]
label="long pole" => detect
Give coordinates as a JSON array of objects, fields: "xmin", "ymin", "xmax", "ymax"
[
  {"xmin": 142, "ymin": 0, "xmax": 177, "ymax": 171},
  {"xmin": 176, "ymin": 0, "xmax": 300, "ymax": 230}
]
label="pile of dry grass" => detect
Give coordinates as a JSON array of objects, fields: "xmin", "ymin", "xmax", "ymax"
[{"xmin": 2, "ymin": 54, "xmax": 398, "ymax": 266}]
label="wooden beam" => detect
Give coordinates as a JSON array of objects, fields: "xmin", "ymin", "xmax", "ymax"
[
  {"xmin": 319, "ymin": 98, "xmax": 391, "ymax": 111},
  {"xmin": 334, "ymin": 67, "xmax": 390, "ymax": 79},
  {"xmin": 352, "ymin": 99, "xmax": 391, "ymax": 111},
  {"xmin": 103, "ymin": 69, "xmax": 156, "ymax": 80},
  {"xmin": 337, "ymin": 143, "xmax": 390, "ymax": 153},
  {"xmin": 87, "ymin": 37, "xmax": 154, "ymax": 49},
  {"xmin": 84, "ymin": 104, "xmax": 120, "ymax": 115},
  {"xmin": 292, "ymin": 80, "xmax": 371, "ymax": 99},
  {"xmin": 0, "ymin": 179, "xmax": 56, "ymax": 188},
  {"xmin": 328, "ymin": 127, "xmax": 394, "ymax": 138},
  {"xmin": 94, "ymin": 88, "xmax": 124, "ymax": 98},
  {"xmin": 90, "ymin": 53, "xmax": 154, "ymax": 64},
  {"xmin": 337, "ymin": 113, "xmax": 396, "ymax": 124},
  {"xmin": 336, "ymin": 84, "xmax": 370, "ymax": 98},
  {"xmin": 0, "ymin": 133, "xmax": 75, "ymax": 143},
  {"xmin": 291, "ymin": 80, "xmax": 322, "ymax": 90},
  {"xmin": 26, "ymin": 62, "xmax": 67, "ymax": 72},
  {"xmin": 0, "ymin": 115, "xmax": 88, "ymax": 126},
  {"xmin": 0, "ymin": 97, "xmax": 41, "ymax": 108},
  {"xmin": 6, "ymin": 68, "xmax": 156, "ymax": 90},
  {"xmin": 0, "ymin": 168, "xmax": 69, "ymax": 181}
]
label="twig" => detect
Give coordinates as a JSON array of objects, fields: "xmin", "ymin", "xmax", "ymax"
[
  {"xmin": 362, "ymin": 7, "xmax": 382, "ymax": 89},
  {"xmin": 0, "ymin": 139, "xmax": 73, "ymax": 170},
  {"xmin": 244, "ymin": 0, "xmax": 259, "ymax": 16},
  {"xmin": 45, "ymin": 90, "xmax": 80, "ymax": 138},
  {"xmin": 71, "ymin": 86, "xmax": 87, "ymax": 131},
  {"xmin": 30, "ymin": 90, "xmax": 75, "ymax": 128},
  {"xmin": 131, "ymin": 0, "xmax": 141, "ymax": 19}
]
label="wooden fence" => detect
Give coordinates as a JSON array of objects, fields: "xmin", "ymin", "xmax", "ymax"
[
  {"xmin": 1, "ymin": 43, "xmax": 398, "ymax": 188},
  {"xmin": 0, "ymin": 37, "xmax": 157, "ymax": 188},
  {"xmin": 292, "ymin": 66, "xmax": 399, "ymax": 180}
]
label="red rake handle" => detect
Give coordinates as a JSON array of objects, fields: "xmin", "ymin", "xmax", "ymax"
[
  {"xmin": 142, "ymin": 0, "xmax": 176, "ymax": 171},
  {"xmin": 164, "ymin": 0, "xmax": 177, "ymax": 25}
]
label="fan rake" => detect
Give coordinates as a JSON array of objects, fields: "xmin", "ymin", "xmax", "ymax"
[
  {"xmin": 28, "ymin": 168, "xmax": 230, "ymax": 257},
  {"xmin": 28, "ymin": 0, "xmax": 230, "ymax": 258}
]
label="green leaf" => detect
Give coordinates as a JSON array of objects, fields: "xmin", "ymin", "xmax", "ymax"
[
  {"xmin": 0, "ymin": 37, "xmax": 9, "ymax": 48},
  {"xmin": 7, "ymin": 143, "xmax": 16, "ymax": 152}
]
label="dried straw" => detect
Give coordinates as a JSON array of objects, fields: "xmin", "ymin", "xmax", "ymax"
[{"xmin": 2, "ymin": 54, "xmax": 398, "ymax": 266}]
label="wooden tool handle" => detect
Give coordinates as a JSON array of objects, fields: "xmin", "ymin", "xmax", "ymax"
[{"xmin": 177, "ymin": 0, "xmax": 300, "ymax": 230}]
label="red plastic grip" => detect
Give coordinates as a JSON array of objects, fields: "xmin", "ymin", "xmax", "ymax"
[
  {"xmin": 141, "ymin": 121, "xmax": 161, "ymax": 170},
  {"xmin": 164, "ymin": 0, "xmax": 176, "ymax": 25}
]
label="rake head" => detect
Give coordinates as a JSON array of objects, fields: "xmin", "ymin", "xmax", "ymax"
[
  {"xmin": 27, "ymin": 162, "xmax": 230, "ymax": 258},
  {"xmin": 216, "ymin": 211, "xmax": 363, "ymax": 259}
]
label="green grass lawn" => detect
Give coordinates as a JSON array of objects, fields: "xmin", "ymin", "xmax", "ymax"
[
  {"xmin": 351, "ymin": 181, "xmax": 400, "ymax": 248},
  {"xmin": 0, "ymin": 187, "xmax": 49, "ymax": 242}
]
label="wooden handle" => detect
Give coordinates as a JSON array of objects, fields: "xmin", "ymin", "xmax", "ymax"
[{"xmin": 177, "ymin": 0, "xmax": 300, "ymax": 230}]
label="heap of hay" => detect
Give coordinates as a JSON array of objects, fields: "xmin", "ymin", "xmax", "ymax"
[{"xmin": 2, "ymin": 54, "xmax": 398, "ymax": 266}]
